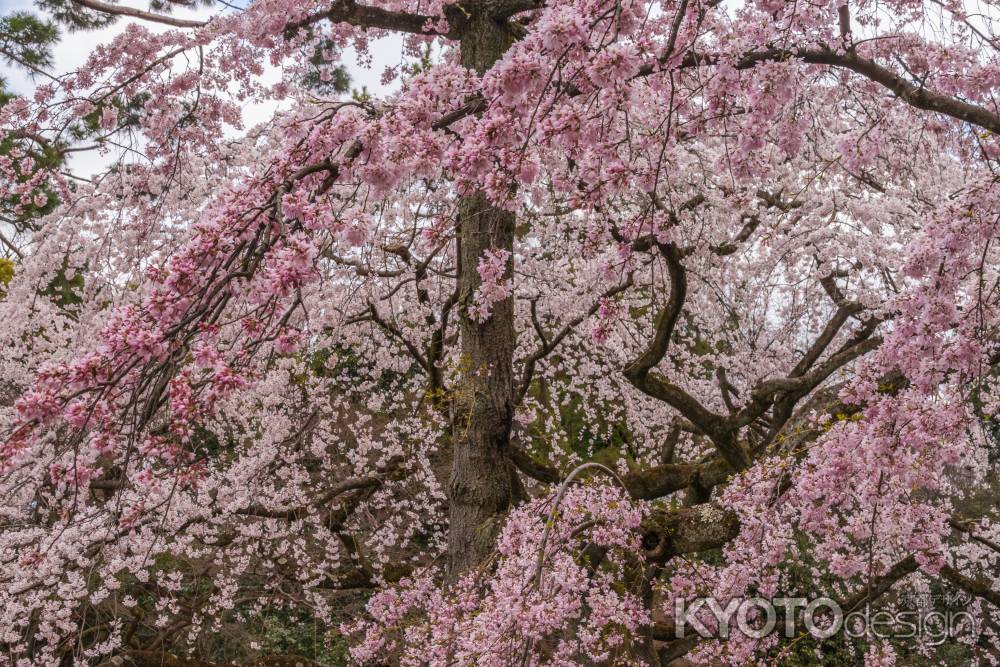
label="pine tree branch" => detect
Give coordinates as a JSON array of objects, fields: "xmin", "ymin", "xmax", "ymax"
[{"xmin": 69, "ymin": 0, "xmax": 207, "ymax": 28}]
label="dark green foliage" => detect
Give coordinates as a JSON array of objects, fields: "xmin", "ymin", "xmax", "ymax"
[
  {"xmin": 406, "ymin": 43, "xmax": 434, "ymax": 76},
  {"xmin": 0, "ymin": 10, "xmax": 61, "ymax": 231},
  {"xmin": 258, "ymin": 608, "xmax": 352, "ymax": 666},
  {"xmin": 300, "ymin": 64, "xmax": 350, "ymax": 95},
  {"xmin": 147, "ymin": 0, "xmax": 215, "ymax": 13},
  {"xmin": 303, "ymin": 39, "xmax": 352, "ymax": 95},
  {"xmin": 558, "ymin": 391, "xmax": 632, "ymax": 461},
  {"xmin": 35, "ymin": 0, "xmax": 118, "ymax": 31},
  {"xmin": 40, "ymin": 262, "xmax": 85, "ymax": 309},
  {"xmin": 0, "ymin": 11, "xmax": 58, "ymax": 74}
]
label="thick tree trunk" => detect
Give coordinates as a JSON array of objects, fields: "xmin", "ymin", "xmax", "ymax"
[{"xmin": 447, "ymin": 13, "xmax": 519, "ymax": 579}]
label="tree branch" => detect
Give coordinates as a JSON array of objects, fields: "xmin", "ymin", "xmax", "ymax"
[
  {"xmin": 674, "ymin": 47, "xmax": 1000, "ymax": 134},
  {"xmin": 508, "ymin": 441, "xmax": 732, "ymax": 500},
  {"xmin": 237, "ymin": 475, "xmax": 383, "ymax": 521},
  {"xmin": 642, "ymin": 504, "xmax": 739, "ymax": 561},
  {"xmin": 70, "ymin": 0, "xmax": 207, "ymax": 28},
  {"xmin": 624, "ymin": 458, "xmax": 730, "ymax": 500},
  {"xmin": 625, "ymin": 243, "xmax": 686, "ymax": 375},
  {"xmin": 940, "ymin": 564, "xmax": 1000, "ymax": 608},
  {"xmin": 516, "ymin": 274, "xmax": 634, "ymax": 404},
  {"xmin": 286, "ymin": 0, "xmax": 451, "ymax": 37},
  {"xmin": 730, "ymin": 328, "xmax": 882, "ymax": 432}
]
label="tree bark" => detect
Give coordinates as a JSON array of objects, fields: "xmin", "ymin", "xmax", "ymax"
[{"xmin": 446, "ymin": 12, "xmax": 519, "ymax": 579}]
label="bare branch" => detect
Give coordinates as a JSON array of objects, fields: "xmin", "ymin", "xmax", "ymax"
[{"xmin": 70, "ymin": 0, "xmax": 208, "ymax": 28}]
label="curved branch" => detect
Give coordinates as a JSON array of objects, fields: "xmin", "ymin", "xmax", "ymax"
[
  {"xmin": 624, "ymin": 243, "xmax": 686, "ymax": 375},
  {"xmin": 730, "ymin": 328, "xmax": 882, "ymax": 432},
  {"xmin": 624, "ymin": 458, "xmax": 730, "ymax": 500},
  {"xmin": 286, "ymin": 0, "xmax": 450, "ymax": 37},
  {"xmin": 674, "ymin": 47, "xmax": 1000, "ymax": 134},
  {"xmin": 509, "ymin": 443, "xmax": 562, "ymax": 484},
  {"xmin": 508, "ymin": 441, "xmax": 731, "ymax": 500}
]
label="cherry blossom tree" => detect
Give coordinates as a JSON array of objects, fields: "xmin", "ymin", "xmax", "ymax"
[{"xmin": 1, "ymin": 0, "xmax": 1000, "ymax": 664}]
